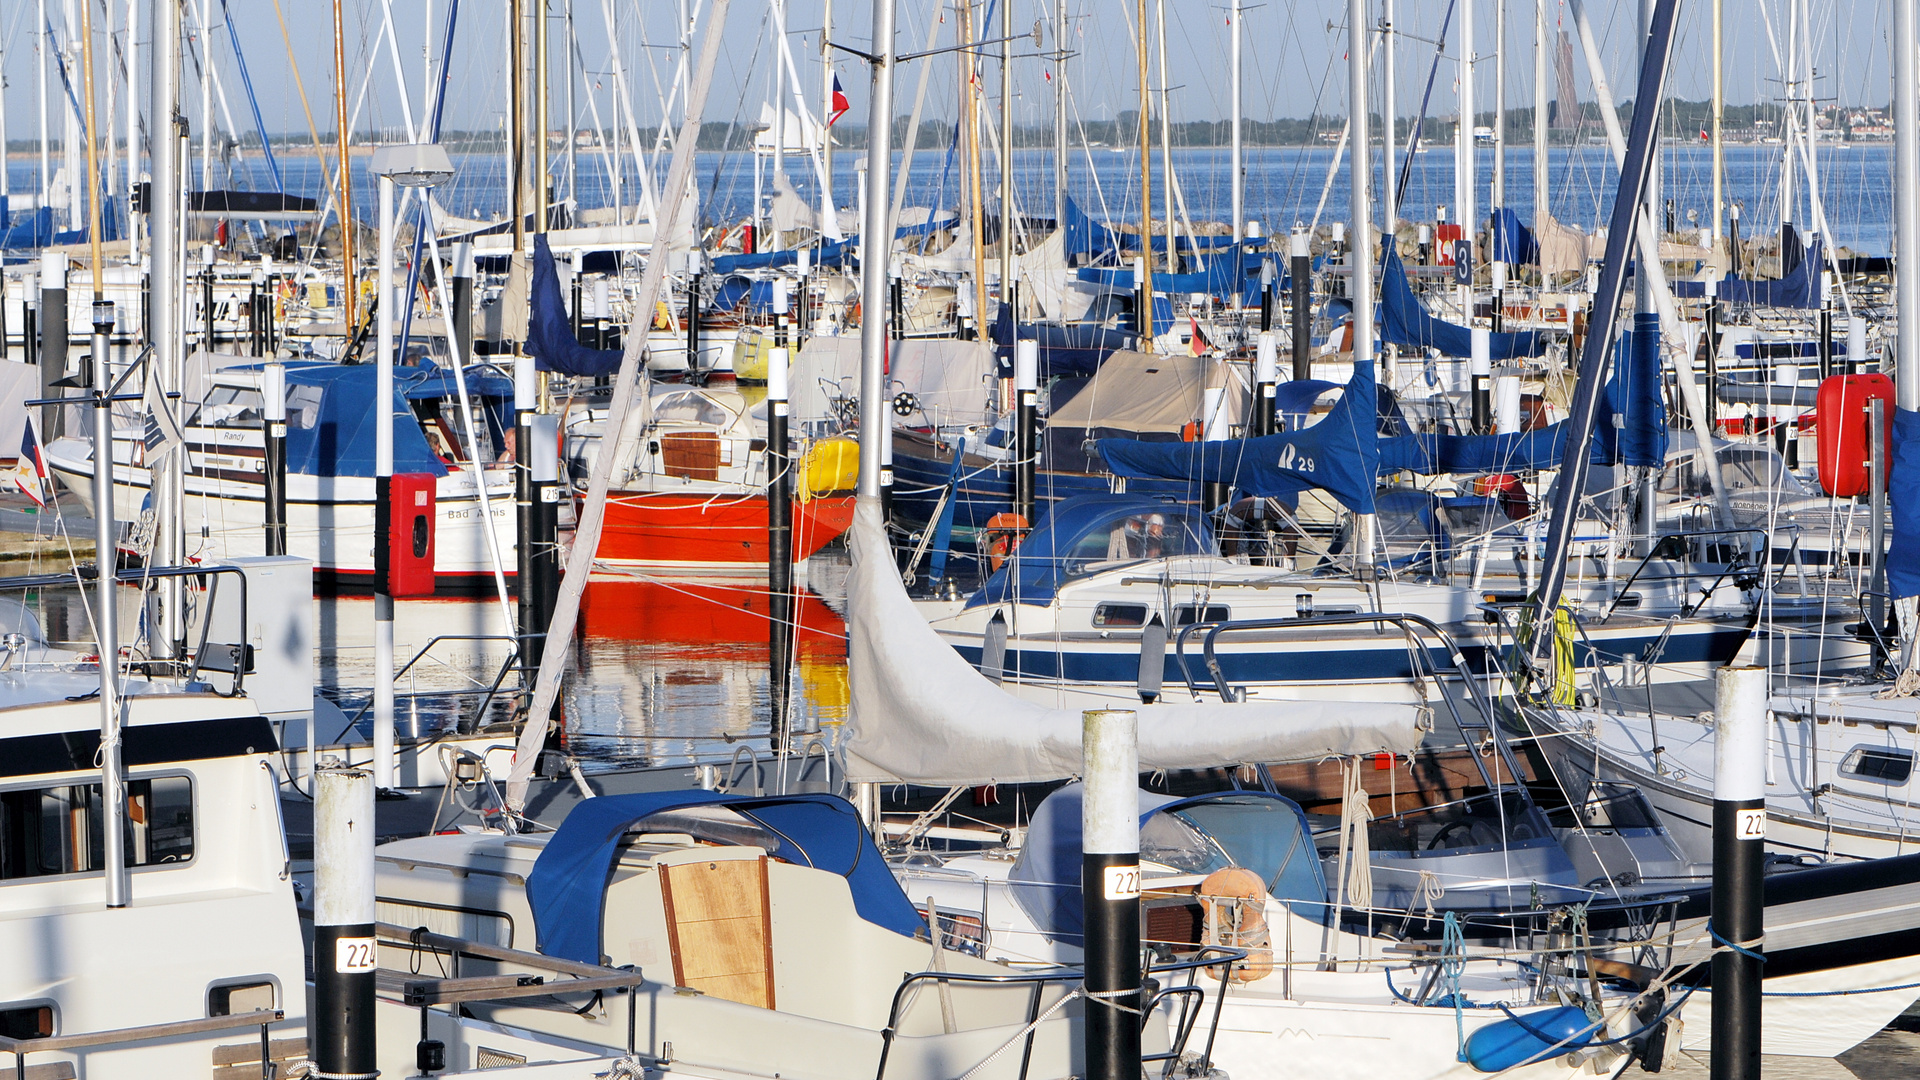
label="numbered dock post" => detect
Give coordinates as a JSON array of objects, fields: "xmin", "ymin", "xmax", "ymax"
[
  {"xmin": 768, "ymin": 347, "xmax": 794, "ymax": 747},
  {"xmin": 315, "ymin": 764, "xmax": 377, "ymax": 1079},
  {"xmin": 263, "ymin": 363, "xmax": 288, "ymax": 556},
  {"xmin": 1289, "ymin": 227, "xmax": 1311, "ymax": 381},
  {"xmin": 1712, "ymin": 665, "xmax": 1767, "ymax": 1080},
  {"xmin": 1082, "ymin": 708, "xmax": 1140, "ymax": 1080},
  {"xmin": 1013, "ymin": 339, "xmax": 1038, "ymax": 526}
]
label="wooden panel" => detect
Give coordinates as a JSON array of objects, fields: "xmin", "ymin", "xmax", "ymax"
[
  {"xmin": 660, "ymin": 857, "xmax": 775, "ymax": 1009},
  {"xmin": 661, "ymin": 433, "xmax": 722, "ymax": 482}
]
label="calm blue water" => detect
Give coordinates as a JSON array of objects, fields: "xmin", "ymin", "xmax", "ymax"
[{"xmin": 13, "ymin": 140, "xmax": 1892, "ymax": 254}]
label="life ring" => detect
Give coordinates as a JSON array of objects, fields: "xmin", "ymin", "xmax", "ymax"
[
  {"xmin": 1198, "ymin": 867, "xmax": 1275, "ymax": 982},
  {"xmin": 982, "ymin": 513, "xmax": 1029, "ymax": 572}
]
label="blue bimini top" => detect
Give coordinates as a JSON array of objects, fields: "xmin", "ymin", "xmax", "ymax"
[{"xmin": 526, "ymin": 790, "xmax": 927, "ymax": 964}]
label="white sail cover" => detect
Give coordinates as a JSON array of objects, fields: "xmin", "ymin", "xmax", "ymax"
[{"xmin": 840, "ymin": 500, "xmax": 1428, "ymax": 784}]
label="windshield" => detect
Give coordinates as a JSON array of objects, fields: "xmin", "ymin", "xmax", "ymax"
[
  {"xmin": 1141, "ymin": 796, "xmax": 1328, "ymax": 923},
  {"xmin": 1067, "ymin": 509, "xmax": 1211, "ymax": 572}
]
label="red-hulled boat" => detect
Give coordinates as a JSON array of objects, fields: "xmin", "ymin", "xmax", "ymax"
[{"xmin": 566, "ymin": 382, "xmax": 858, "ymax": 576}]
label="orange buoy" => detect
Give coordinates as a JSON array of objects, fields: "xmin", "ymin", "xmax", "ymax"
[{"xmin": 982, "ymin": 512, "xmax": 1030, "ymax": 572}]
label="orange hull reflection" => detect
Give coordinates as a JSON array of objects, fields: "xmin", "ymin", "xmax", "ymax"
[{"xmin": 579, "ymin": 578, "xmax": 847, "ymax": 652}]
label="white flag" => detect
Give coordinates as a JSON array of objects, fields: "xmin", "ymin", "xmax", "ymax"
[{"xmin": 143, "ymin": 372, "xmax": 186, "ymax": 464}]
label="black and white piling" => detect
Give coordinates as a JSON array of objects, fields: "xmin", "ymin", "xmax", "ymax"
[
  {"xmin": 1470, "ymin": 327, "xmax": 1492, "ymax": 434},
  {"xmin": 314, "ymin": 763, "xmax": 378, "ymax": 1079},
  {"xmin": 91, "ymin": 300, "xmax": 129, "ymax": 909},
  {"xmin": 795, "ymin": 247, "xmax": 812, "ymax": 349},
  {"xmin": 1258, "ymin": 257, "xmax": 1275, "ymax": 334},
  {"xmin": 450, "ymin": 242, "xmax": 475, "ymax": 363},
  {"xmin": 1253, "ymin": 331, "xmax": 1278, "ymax": 437},
  {"xmin": 1704, "ymin": 279, "xmax": 1720, "ymax": 429},
  {"xmin": 1013, "ymin": 339, "xmax": 1038, "ymax": 526},
  {"xmin": 201, "ymin": 245, "xmax": 217, "ymax": 350},
  {"xmin": 1711, "ymin": 665, "xmax": 1767, "ymax": 1080},
  {"xmin": 263, "ymin": 362, "xmax": 288, "ymax": 556},
  {"xmin": 1132, "ymin": 257, "xmax": 1150, "ymax": 341},
  {"xmin": 40, "ymin": 251, "xmax": 66, "ymax": 438},
  {"xmin": 1081, "ymin": 708, "xmax": 1141, "ymax": 1080},
  {"xmin": 516, "ymin": 355, "xmax": 540, "ymax": 675},
  {"xmin": 767, "ymin": 347, "xmax": 794, "ymax": 747},
  {"xmin": 1201, "ymin": 387, "xmax": 1229, "ymax": 512},
  {"xmin": 686, "ymin": 249, "xmax": 704, "ymax": 370},
  {"xmin": 772, "ymin": 271, "xmax": 789, "ymax": 355},
  {"xmin": 1289, "ymin": 227, "xmax": 1310, "ymax": 381}
]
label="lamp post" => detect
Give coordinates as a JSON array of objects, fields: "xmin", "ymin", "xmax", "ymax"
[{"xmin": 369, "ymin": 144, "xmax": 455, "ymax": 794}]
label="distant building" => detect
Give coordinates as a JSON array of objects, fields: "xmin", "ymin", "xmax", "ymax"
[{"xmin": 1552, "ymin": 30, "xmax": 1580, "ymax": 129}]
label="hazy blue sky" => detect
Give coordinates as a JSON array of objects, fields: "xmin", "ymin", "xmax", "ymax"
[{"xmin": 0, "ymin": 1, "xmax": 1892, "ymax": 148}]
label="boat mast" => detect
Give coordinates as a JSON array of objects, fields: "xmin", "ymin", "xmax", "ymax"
[
  {"xmin": 1532, "ymin": 0, "xmax": 1545, "ymax": 226},
  {"xmin": 150, "ymin": 0, "xmax": 183, "ymax": 656},
  {"xmin": 566, "ymin": 0, "xmax": 577, "ymax": 203},
  {"xmin": 1710, "ymin": 0, "xmax": 1721, "ymax": 244},
  {"xmin": 1456, "ymin": 0, "xmax": 1473, "ymax": 316},
  {"xmin": 772, "ymin": 0, "xmax": 786, "ymax": 251},
  {"xmin": 1898, "ymin": 0, "xmax": 1918, "ymax": 417},
  {"xmin": 858, "ymin": 0, "xmax": 896, "ymax": 501},
  {"xmin": 535, "ymin": 0, "xmax": 548, "ymax": 231},
  {"xmin": 1052, "ymin": 0, "xmax": 1066, "ymax": 231},
  {"xmin": 509, "ymin": 0, "xmax": 524, "ymax": 256},
  {"xmin": 1133, "ymin": 0, "xmax": 1152, "ymax": 318},
  {"xmin": 333, "ymin": 0, "xmax": 356, "ymax": 326},
  {"xmin": 1530, "ymin": 0, "xmax": 1677, "ymax": 640},
  {"xmin": 1492, "ymin": 0, "xmax": 1504, "ymax": 219},
  {"xmin": 37, "ymin": 0, "xmax": 48, "ymax": 217},
  {"xmin": 821, "ymin": 0, "xmax": 833, "ymax": 221},
  {"xmin": 125, "ymin": 0, "xmax": 139, "ymax": 257},
  {"xmin": 81, "ymin": 0, "xmax": 128, "ymax": 912},
  {"xmin": 1347, "ymin": 0, "xmax": 1374, "ymax": 572},
  {"xmin": 1229, "ymin": 0, "xmax": 1241, "ymax": 242},
  {"xmin": 1799, "ymin": 0, "xmax": 1815, "ymax": 236},
  {"xmin": 1781, "ymin": 0, "xmax": 1796, "ymax": 233},
  {"xmin": 963, "ymin": 0, "xmax": 986, "ymax": 338},
  {"xmin": 1381, "ymin": 0, "xmax": 1395, "ymax": 233},
  {"xmin": 1153, "ymin": 0, "xmax": 1172, "ymax": 266},
  {"xmin": 1000, "ymin": 0, "xmax": 1014, "ymax": 307}
]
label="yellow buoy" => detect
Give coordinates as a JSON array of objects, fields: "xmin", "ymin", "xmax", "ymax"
[{"xmin": 798, "ymin": 436, "xmax": 860, "ymax": 500}]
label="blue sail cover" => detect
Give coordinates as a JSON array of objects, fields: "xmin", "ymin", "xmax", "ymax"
[
  {"xmin": 708, "ymin": 237, "xmax": 856, "ymax": 275},
  {"xmin": 1379, "ymin": 238, "xmax": 1547, "ymax": 359},
  {"xmin": 526, "ymin": 791, "xmax": 926, "ymax": 964},
  {"xmin": 1098, "ymin": 360, "xmax": 1382, "ymax": 514},
  {"xmin": 1610, "ymin": 314, "xmax": 1667, "ymax": 467},
  {"xmin": 1489, "ymin": 209, "xmax": 1540, "ymax": 266},
  {"xmin": 1890, "ymin": 408, "xmax": 1920, "ymax": 600},
  {"xmin": 527, "ymin": 233, "xmax": 625, "ymax": 376},
  {"xmin": 989, "ymin": 302, "xmax": 1135, "ymax": 377},
  {"xmin": 271, "ymin": 362, "xmax": 453, "ymax": 478},
  {"xmin": 1378, "ymin": 325, "xmax": 1659, "ymax": 474},
  {"xmin": 1671, "ymin": 234, "xmax": 1822, "ymax": 309}
]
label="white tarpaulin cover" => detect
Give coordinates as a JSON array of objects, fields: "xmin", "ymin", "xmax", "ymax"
[
  {"xmin": 790, "ymin": 336, "xmax": 861, "ymax": 427},
  {"xmin": 840, "ymin": 500, "xmax": 1428, "ymax": 785},
  {"xmin": 1045, "ymin": 351, "xmax": 1248, "ymax": 434},
  {"xmin": 887, "ymin": 339, "xmax": 995, "ymax": 428},
  {"xmin": 0, "ymin": 359, "xmax": 40, "ymax": 451}
]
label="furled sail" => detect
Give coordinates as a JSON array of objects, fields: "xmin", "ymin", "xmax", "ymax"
[{"xmin": 839, "ymin": 499, "xmax": 1427, "ymax": 785}]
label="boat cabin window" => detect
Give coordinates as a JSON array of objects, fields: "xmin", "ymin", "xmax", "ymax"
[
  {"xmin": 651, "ymin": 391, "xmax": 732, "ymax": 428},
  {"xmin": 185, "ymin": 386, "xmax": 265, "ymax": 429},
  {"xmin": 208, "ymin": 980, "xmax": 277, "ymax": 1017},
  {"xmin": 1092, "ymin": 603, "xmax": 1149, "ymax": 628},
  {"xmin": 1574, "ymin": 783, "xmax": 1662, "ymax": 830},
  {"xmin": 0, "ymin": 775, "xmax": 194, "ymax": 881},
  {"xmin": 1173, "ymin": 604, "xmax": 1229, "ymax": 627},
  {"xmin": 0, "ymin": 1003, "xmax": 52, "ymax": 1040},
  {"xmin": 1839, "ymin": 747, "xmax": 1914, "ymax": 785}
]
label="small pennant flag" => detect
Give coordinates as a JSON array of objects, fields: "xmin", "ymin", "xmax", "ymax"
[
  {"xmin": 8, "ymin": 417, "xmax": 47, "ymax": 507},
  {"xmin": 143, "ymin": 373, "xmax": 186, "ymax": 465},
  {"xmin": 828, "ymin": 73, "xmax": 850, "ymax": 127}
]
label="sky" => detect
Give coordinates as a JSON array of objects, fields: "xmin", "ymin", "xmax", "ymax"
[{"xmin": 0, "ymin": 0, "xmax": 1894, "ymax": 150}]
